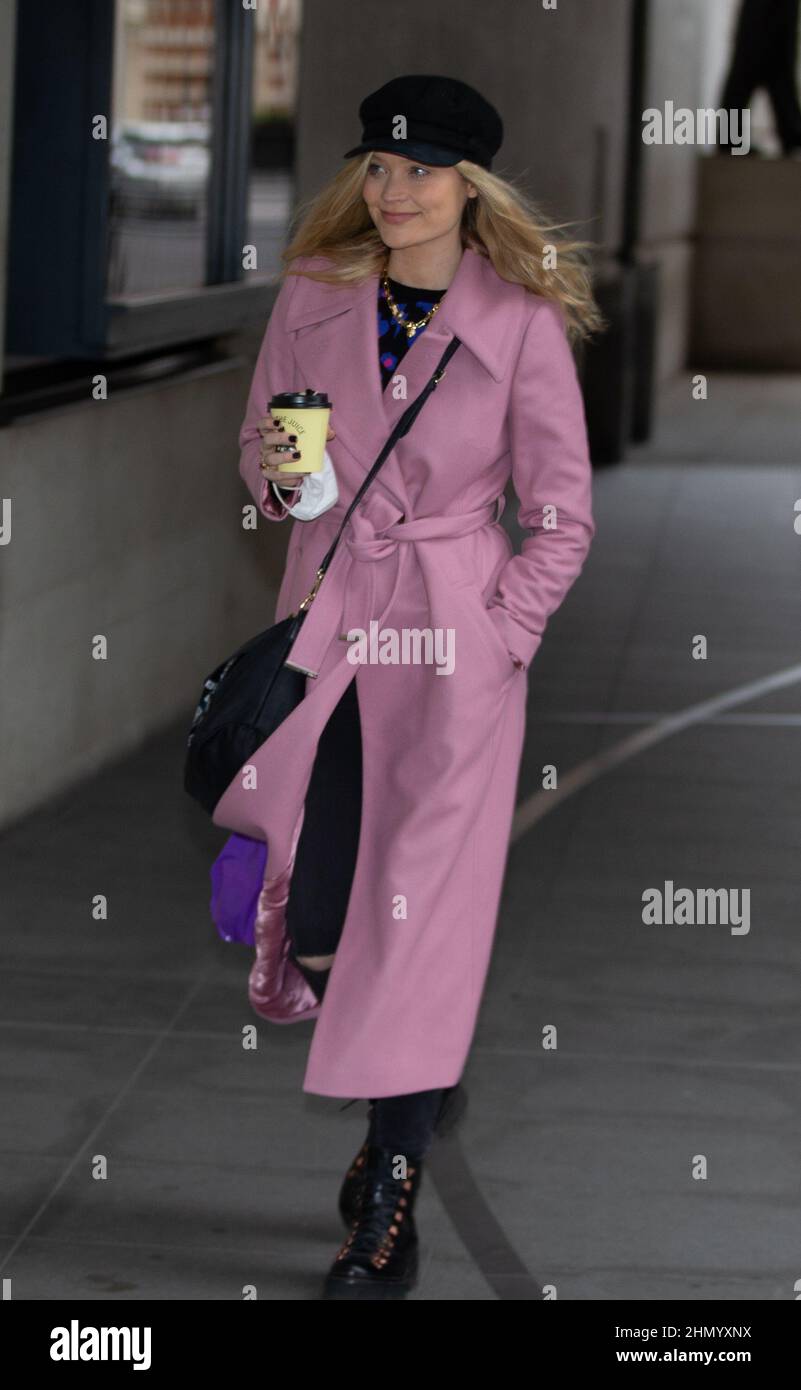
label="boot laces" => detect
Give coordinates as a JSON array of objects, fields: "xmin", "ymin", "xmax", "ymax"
[{"xmin": 337, "ymin": 1159, "xmax": 416, "ymax": 1260}]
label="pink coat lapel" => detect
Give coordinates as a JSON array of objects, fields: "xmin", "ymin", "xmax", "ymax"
[{"xmin": 284, "ymin": 245, "xmax": 527, "ymax": 513}]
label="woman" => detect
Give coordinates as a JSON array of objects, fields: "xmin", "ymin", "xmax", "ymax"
[{"xmin": 219, "ymin": 74, "xmax": 602, "ymax": 1299}]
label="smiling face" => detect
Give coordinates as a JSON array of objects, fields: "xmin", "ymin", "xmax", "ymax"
[{"xmin": 361, "ymin": 150, "xmax": 478, "ymax": 252}]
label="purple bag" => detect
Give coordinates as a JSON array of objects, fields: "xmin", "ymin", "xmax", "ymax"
[{"xmin": 209, "ymin": 832, "xmax": 267, "ymax": 945}]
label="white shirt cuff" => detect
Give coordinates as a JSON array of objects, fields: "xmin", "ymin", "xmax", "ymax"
[{"xmin": 271, "ymin": 447, "xmax": 339, "ymax": 520}]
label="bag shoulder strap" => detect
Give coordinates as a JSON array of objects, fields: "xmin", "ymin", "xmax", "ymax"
[{"xmin": 299, "ymin": 335, "xmax": 462, "ymax": 608}]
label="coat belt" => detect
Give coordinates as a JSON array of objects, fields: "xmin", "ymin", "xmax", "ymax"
[{"xmin": 285, "ymin": 494, "xmax": 505, "ymax": 678}]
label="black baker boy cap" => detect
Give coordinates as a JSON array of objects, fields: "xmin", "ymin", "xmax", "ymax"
[{"xmin": 343, "ymin": 73, "xmax": 503, "ymax": 171}]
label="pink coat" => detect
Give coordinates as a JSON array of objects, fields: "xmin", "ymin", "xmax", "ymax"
[{"xmin": 213, "ymin": 244, "xmax": 595, "ymax": 1098}]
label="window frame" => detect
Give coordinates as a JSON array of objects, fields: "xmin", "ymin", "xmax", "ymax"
[{"xmin": 4, "ymin": 0, "xmax": 282, "ymax": 375}]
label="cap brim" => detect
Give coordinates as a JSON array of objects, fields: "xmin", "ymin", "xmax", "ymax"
[{"xmin": 343, "ymin": 138, "xmax": 462, "ymax": 167}]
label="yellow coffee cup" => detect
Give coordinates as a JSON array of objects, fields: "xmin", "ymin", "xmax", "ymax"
[{"xmin": 269, "ymin": 389, "xmax": 331, "ymax": 474}]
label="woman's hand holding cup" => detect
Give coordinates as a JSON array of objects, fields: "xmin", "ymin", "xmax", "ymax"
[{"xmin": 257, "ymin": 414, "xmax": 335, "ymax": 490}]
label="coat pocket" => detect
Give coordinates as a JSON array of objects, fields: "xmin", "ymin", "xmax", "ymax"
[
  {"xmin": 464, "ymin": 583, "xmax": 519, "ymax": 686},
  {"xmin": 438, "ymin": 529, "xmax": 519, "ymax": 686}
]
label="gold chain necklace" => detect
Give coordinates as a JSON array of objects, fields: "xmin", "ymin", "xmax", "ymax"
[{"xmin": 381, "ymin": 272, "xmax": 443, "ymax": 340}]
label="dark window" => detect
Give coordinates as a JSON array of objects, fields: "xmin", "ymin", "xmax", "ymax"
[{"xmin": 2, "ymin": 0, "xmax": 301, "ymax": 409}]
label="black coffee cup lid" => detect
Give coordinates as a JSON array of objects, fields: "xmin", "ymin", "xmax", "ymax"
[{"xmin": 269, "ymin": 389, "xmax": 331, "ymax": 408}]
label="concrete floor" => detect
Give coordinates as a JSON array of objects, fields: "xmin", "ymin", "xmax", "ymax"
[{"xmin": 2, "ymin": 371, "xmax": 800, "ymax": 1300}]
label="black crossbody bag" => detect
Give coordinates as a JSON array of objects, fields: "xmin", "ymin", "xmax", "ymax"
[{"xmin": 183, "ymin": 335, "xmax": 462, "ymax": 816}]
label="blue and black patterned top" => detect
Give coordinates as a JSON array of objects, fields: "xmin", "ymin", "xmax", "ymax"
[{"xmin": 378, "ymin": 276, "xmax": 447, "ymax": 392}]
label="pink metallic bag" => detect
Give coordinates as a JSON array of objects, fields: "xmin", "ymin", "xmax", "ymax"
[{"xmin": 210, "ymin": 813, "xmax": 320, "ymax": 1022}]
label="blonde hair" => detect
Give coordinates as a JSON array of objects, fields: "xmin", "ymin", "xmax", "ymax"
[{"xmin": 278, "ymin": 151, "xmax": 605, "ymax": 345}]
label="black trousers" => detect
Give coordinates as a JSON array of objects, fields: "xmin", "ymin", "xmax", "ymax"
[
  {"xmin": 285, "ymin": 676, "xmax": 445, "ymax": 1159},
  {"xmin": 285, "ymin": 676, "xmax": 363, "ymax": 959},
  {"xmin": 720, "ymin": 0, "xmax": 801, "ymax": 151}
]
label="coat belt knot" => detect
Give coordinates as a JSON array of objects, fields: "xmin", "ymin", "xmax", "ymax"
[{"xmin": 285, "ymin": 494, "xmax": 505, "ymax": 678}]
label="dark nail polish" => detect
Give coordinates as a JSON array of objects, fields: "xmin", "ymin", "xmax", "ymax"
[
  {"xmin": 292, "ymin": 450, "xmax": 301, "ymax": 459},
  {"xmin": 288, "ymin": 434, "xmax": 297, "ymax": 442},
  {"xmin": 272, "ymin": 417, "xmax": 282, "ymax": 427}
]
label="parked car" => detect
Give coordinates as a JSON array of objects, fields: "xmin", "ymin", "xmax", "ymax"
[{"xmin": 110, "ymin": 120, "xmax": 210, "ymax": 219}]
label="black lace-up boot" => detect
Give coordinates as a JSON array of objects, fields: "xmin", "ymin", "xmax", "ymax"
[
  {"xmin": 337, "ymin": 1083, "xmax": 468, "ymax": 1228},
  {"xmin": 323, "ymin": 1144, "xmax": 424, "ymax": 1299},
  {"xmin": 337, "ymin": 1099, "xmax": 376, "ymax": 1227}
]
